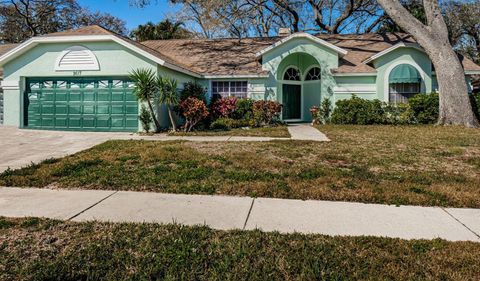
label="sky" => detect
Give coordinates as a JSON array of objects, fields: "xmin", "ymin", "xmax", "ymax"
[{"xmin": 78, "ymin": 0, "xmax": 178, "ymax": 30}]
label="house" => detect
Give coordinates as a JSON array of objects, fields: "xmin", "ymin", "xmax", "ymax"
[{"xmin": 0, "ymin": 25, "xmax": 479, "ymax": 132}]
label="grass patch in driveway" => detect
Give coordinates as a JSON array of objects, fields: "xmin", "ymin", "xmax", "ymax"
[
  {"xmin": 1, "ymin": 217, "xmax": 479, "ymax": 281},
  {"xmin": 169, "ymin": 126, "xmax": 290, "ymax": 138},
  {"xmin": 1, "ymin": 125, "xmax": 480, "ymax": 208}
]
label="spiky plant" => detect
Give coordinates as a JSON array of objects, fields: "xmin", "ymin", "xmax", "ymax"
[
  {"xmin": 129, "ymin": 68, "xmax": 161, "ymax": 132},
  {"xmin": 158, "ymin": 77, "xmax": 179, "ymax": 131}
]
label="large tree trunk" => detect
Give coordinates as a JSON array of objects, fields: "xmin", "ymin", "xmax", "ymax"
[{"xmin": 377, "ymin": 0, "xmax": 479, "ymax": 128}]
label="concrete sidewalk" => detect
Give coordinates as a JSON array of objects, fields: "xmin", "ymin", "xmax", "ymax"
[{"xmin": 1, "ymin": 187, "xmax": 479, "ymax": 242}]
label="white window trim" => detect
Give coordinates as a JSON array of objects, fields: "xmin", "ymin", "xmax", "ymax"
[
  {"xmin": 211, "ymin": 80, "xmax": 249, "ymax": 99},
  {"xmin": 303, "ymin": 65, "xmax": 321, "ymax": 81},
  {"xmin": 383, "ymin": 60, "xmax": 426, "ymax": 103},
  {"xmin": 282, "ymin": 65, "xmax": 302, "ymax": 83}
]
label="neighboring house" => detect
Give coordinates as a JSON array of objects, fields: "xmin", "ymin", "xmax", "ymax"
[{"xmin": 0, "ymin": 25, "xmax": 479, "ymax": 132}]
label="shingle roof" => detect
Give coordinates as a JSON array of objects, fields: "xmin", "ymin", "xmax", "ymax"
[
  {"xmin": 0, "ymin": 43, "xmax": 19, "ymax": 56},
  {"xmin": 1, "ymin": 25, "xmax": 479, "ymax": 76},
  {"xmin": 142, "ymin": 32, "xmax": 480, "ymax": 75}
]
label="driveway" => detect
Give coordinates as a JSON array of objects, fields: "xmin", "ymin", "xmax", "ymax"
[{"xmin": 0, "ymin": 126, "xmax": 133, "ymax": 172}]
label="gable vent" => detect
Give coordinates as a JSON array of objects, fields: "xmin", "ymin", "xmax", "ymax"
[{"xmin": 55, "ymin": 46, "xmax": 100, "ymax": 71}]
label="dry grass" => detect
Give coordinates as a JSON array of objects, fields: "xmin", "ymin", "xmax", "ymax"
[
  {"xmin": 169, "ymin": 126, "xmax": 290, "ymax": 138},
  {"xmin": 1, "ymin": 217, "xmax": 479, "ymax": 281},
  {"xmin": 1, "ymin": 125, "xmax": 480, "ymax": 208}
]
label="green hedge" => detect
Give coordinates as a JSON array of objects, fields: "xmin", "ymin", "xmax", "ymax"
[{"xmin": 331, "ymin": 93, "xmax": 480, "ymax": 125}]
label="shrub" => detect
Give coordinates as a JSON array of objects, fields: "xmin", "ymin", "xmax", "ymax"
[
  {"xmin": 252, "ymin": 100, "xmax": 283, "ymax": 127},
  {"xmin": 139, "ymin": 105, "xmax": 153, "ymax": 133},
  {"xmin": 384, "ymin": 103, "xmax": 416, "ymax": 125},
  {"xmin": 331, "ymin": 95, "xmax": 385, "ymax": 125},
  {"xmin": 211, "ymin": 97, "xmax": 238, "ymax": 119},
  {"xmin": 408, "ymin": 93, "xmax": 439, "ymax": 124},
  {"xmin": 180, "ymin": 82, "xmax": 206, "ymax": 103},
  {"xmin": 311, "ymin": 98, "xmax": 332, "ymax": 125},
  {"xmin": 179, "ymin": 97, "xmax": 209, "ymax": 132},
  {"xmin": 210, "ymin": 118, "xmax": 234, "ymax": 131},
  {"xmin": 232, "ymin": 98, "xmax": 254, "ymax": 120}
]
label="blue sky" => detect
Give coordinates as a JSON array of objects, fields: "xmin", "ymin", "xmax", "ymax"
[{"xmin": 78, "ymin": 0, "xmax": 177, "ymax": 30}]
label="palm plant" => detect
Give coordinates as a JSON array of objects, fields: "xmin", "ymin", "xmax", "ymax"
[
  {"xmin": 157, "ymin": 77, "xmax": 179, "ymax": 131},
  {"xmin": 129, "ymin": 68, "xmax": 161, "ymax": 132}
]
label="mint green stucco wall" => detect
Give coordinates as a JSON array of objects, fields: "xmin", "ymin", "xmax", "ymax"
[
  {"xmin": 261, "ymin": 38, "xmax": 339, "ymax": 121},
  {"xmin": 2, "ymin": 41, "xmax": 196, "ymax": 129},
  {"xmin": 373, "ymin": 47, "xmax": 432, "ymax": 102}
]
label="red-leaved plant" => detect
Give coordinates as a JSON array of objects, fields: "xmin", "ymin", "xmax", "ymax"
[
  {"xmin": 179, "ymin": 97, "xmax": 209, "ymax": 132},
  {"xmin": 210, "ymin": 97, "xmax": 238, "ymax": 118},
  {"xmin": 252, "ymin": 100, "xmax": 283, "ymax": 126}
]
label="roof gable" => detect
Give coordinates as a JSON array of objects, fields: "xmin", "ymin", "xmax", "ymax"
[
  {"xmin": 256, "ymin": 33, "xmax": 348, "ymax": 58},
  {"xmin": 363, "ymin": 42, "xmax": 424, "ymax": 64},
  {"xmin": 0, "ymin": 25, "xmax": 201, "ymax": 78}
]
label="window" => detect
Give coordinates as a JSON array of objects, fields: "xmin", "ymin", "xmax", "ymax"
[
  {"xmin": 388, "ymin": 64, "xmax": 421, "ymax": 104},
  {"xmin": 389, "ymin": 83, "xmax": 420, "ymax": 104},
  {"xmin": 212, "ymin": 81, "xmax": 248, "ymax": 99},
  {"xmin": 305, "ymin": 67, "xmax": 321, "ymax": 81},
  {"xmin": 283, "ymin": 68, "xmax": 301, "ymax": 81}
]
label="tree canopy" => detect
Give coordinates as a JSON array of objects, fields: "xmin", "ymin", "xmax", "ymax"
[
  {"xmin": 0, "ymin": 0, "xmax": 127, "ymax": 43},
  {"xmin": 130, "ymin": 19, "xmax": 192, "ymax": 41}
]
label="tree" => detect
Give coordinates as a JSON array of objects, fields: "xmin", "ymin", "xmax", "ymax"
[
  {"xmin": 130, "ymin": 68, "xmax": 162, "ymax": 132},
  {"xmin": 131, "ymin": 19, "xmax": 191, "ymax": 41},
  {"xmin": 444, "ymin": 0, "xmax": 479, "ymax": 64},
  {"xmin": 376, "ymin": 0, "xmax": 479, "ymax": 127},
  {"xmin": 158, "ymin": 77, "xmax": 180, "ymax": 131},
  {"xmin": 0, "ymin": 0, "xmax": 126, "ymax": 43},
  {"xmin": 130, "ymin": 0, "xmax": 384, "ymax": 38}
]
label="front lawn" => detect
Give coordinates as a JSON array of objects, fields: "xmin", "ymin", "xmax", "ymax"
[
  {"xmin": 1, "ymin": 125, "xmax": 480, "ymax": 208},
  {"xmin": 168, "ymin": 126, "xmax": 290, "ymax": 138},
  {"xmin": 1, "ymin": 217, "xmax": 479, "ymax": 280}
]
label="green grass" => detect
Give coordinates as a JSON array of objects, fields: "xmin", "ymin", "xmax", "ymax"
[
  {"xmin": 169, "ymin": 126, "xmax": 290, "ymax": 138},
  {"xmin": 1, "ymin": 217, "xmax": 479, "ymax": 281},
  {"xmin": 1, "ymin": 125, "xmax": 480, "ymax": 208}
]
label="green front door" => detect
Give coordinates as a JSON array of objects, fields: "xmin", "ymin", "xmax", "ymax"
[
  {"xmin": 25, "ymin": 78, "xmax": 138, "ymax": 132},
  {"xmin": 282, "ymin": 84, "xmax": 301, "ymax": 120}
]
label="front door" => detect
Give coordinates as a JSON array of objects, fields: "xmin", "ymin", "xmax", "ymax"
[{"xmin": 282, "ymin": 84, "xmax": 301, "ymax": 120}]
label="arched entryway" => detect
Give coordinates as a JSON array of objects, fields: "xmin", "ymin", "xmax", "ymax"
[{"xmin": 278, "ymin": 53, "xmax": 322, "ymax": 121}]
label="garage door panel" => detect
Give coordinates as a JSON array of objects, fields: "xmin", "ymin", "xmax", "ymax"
[
  {"xmin": 56, "ymin": 93, "xmax": 68, "ymax": 101},
  {"xmin": 83, "ymin": 105, "xmax": 95, "ymax": 114},
  {"xmin": 55, "ymin": 117, "xmax": 68, "ymax": 127},
  {"xmin": 41, "ymin": 105, "xmax": 55, "ymax": 115},
  {"xmin": 41, "ymin": 118, "xmax": 55, "ymax": 127},
  {"xmin": 98, "ymin": 92, "xmax": 110, "ymax": 101},
  {"xmin": 83, "ymin": 92, "xmax": 95, "ymax": 101},
  {"xmin": 68, "ymin": 118, "xmax": 81, "ymax": 128},
  {"xmin": 111, "ymin": 118, "xmax": 125, "ymax": 128},
  {"xmin": 97, "ymin": 105, "xmax": 110, "ymax": 114},
  {"xmin": 125, "ymin": 104, "xmax": 138, "ymax": 115},
  {"xmin": 25, "ymin": 78, "xmax": 138, "ymax": 132},
  {"xmin": 96, "ymin": 117, "xmax": 110, "ymax": 128},
  {"xmin": 70, "ymin": 92, "xmax": 82, "ymax": 102},
  {"xmin": 82, "ymin": 117, "xmax": 95, "ymax": 128},
  {"xmin": 55, "ymin": 105, "xmax": 68, "ymax": 115},
  {"xmin": 112, "ymin": 92, "xmax": 124, "ymax": 101}
]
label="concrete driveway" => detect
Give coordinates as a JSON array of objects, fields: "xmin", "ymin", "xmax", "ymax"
[{"xmin": 0, "ymin": 126, "xmax": 133, "ymax": 172}]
